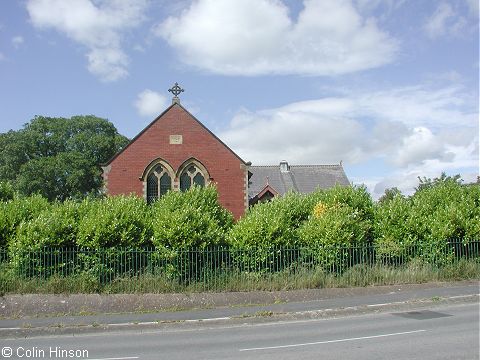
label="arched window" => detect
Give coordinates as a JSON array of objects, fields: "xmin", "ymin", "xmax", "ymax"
[
  {"xmin": 179, "ymin": 163, "xmax": 207, "ymax": 191},
  {"xmin": 146, "ymin": 163, "xmax": 172, "ymax": 203}
]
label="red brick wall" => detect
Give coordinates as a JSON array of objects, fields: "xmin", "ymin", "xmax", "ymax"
[{"xmin": 103, "ymin": 104, "xmax": 247, "ymax": 219}]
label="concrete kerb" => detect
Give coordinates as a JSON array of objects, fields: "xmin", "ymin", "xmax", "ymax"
[
  {"xmin": 0, "ymin": 293, "xmax": 478, "ymax": 339},
  {"xmin": 1, "ymin": 281, "xmax": 478, "ymax": 339}
]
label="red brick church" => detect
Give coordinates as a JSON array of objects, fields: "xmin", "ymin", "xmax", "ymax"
[{"xmin": 102, "ymin": 83, "xmax": 349, "ymax": 219}]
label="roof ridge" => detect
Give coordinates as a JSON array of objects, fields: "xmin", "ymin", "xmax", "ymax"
[
  {"xmin": 250, "ymin": 164, "xmax": 342, "ymax": 168},
  {"xmin": 291, "ymin": 164, "xmax": 342, "ymax": 168},
  {"xmin": 249, "ymin": 165, "xmax": 279, "ymax": 168}
]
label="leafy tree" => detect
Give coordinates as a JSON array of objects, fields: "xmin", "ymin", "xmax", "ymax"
[
  {"xmin": 415, "ymin": 172, "xmax": 462, "ymax": 192},
  {"xmin": 378, "ymin": 187, "xmax": 403, "ymax": 204},
  {"xmin": 0, "ymin": 115, "xmax": 128, "ymax": 200}
]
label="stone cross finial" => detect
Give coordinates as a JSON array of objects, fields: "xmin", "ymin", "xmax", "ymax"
[{"xmin": 168, "ymin": 82, "xmax": 184, "ymax": 104}]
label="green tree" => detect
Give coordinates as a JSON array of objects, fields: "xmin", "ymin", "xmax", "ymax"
[
  {"xmin": 415, "ymin": 172, "xmax": 462, "ymax": 192},
  {"xmin": 0, "ymin": 115, "xmax": 128, "ymax": 200},
  {"xmin": 378, "ymin": 187, "xmax": 403, "ymax": 204}
]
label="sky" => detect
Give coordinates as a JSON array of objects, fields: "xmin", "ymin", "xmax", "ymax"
[{"xmin": 0, "ymin": 0, "xmax": 478, "ymax": 198}]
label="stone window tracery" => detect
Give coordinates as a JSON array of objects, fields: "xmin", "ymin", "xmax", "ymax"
[{"xmin": 145, "ymin": 163, "xmax": 172, "ymax": 203}]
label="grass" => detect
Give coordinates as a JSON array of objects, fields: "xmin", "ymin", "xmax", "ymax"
[{"xmin": 0, "ymin": 258, "xmax": 478, "ymax": 295}]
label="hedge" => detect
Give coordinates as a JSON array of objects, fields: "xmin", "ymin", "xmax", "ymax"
[{"xmin": 0, "ymin": 179, "xmax": 479, "ymax": 279}]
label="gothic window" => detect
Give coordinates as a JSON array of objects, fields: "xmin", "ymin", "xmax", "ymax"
[
  {"xmin": 160, "ymin": 173, "xmax": 171, "ymax": 195},
  {"xmin": 146, "ymin": 173, "xmax": 158, "ymax": 204},
  {"xmin": 179, "ymin": 163, "xmax": 206, "ymax": 191},
  {"xmin": 146, "ymin": 163, "xmax": 172, "ymax": 203}
]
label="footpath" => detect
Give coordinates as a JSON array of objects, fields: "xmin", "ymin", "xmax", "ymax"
[{"xmin": 0, "ymin": 281, "xmax": 478, "ymax": 338}]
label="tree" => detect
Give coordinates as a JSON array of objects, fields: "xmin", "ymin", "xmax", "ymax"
[
  {"xmin": 0, "ymin": 115, "xmax": 128, "ymax": 200},
  {"xmin": 378, "ymin": 187, "xmax": 403, "ymax": 204},
  {"xmin": 415, "ymin": 172, "xmax": 462, "ymax": 192}
]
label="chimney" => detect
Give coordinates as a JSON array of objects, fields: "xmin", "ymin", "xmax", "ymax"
[{"xmin": 280, "ymin": 160, "xmax": 289, "ymax": 172}]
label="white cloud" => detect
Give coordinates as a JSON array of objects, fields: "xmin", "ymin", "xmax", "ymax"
[
  {"xmin": 87, "ymin": 47, "xmax": 129, "ymax": 81},
  {"xmin": 12, "ymin": 36, "xmax": 24, "ymax": 48},
  {"xmin": 219, "ymin": 83, "xmax": 478, "ymax": 196},
  {"xmin": 351, "ymin": 85, "xmax": 475, "ymax": 129},
  {"xmin": 0, "ymin": 52, "xmax": 5, "ymax": 61},
  {"xmin": 392, "ymin": 127, "xmax": 452, "ymax": 167},
  {"xmin": 424, "ymin": 2, "xmax": 467, "ymax": 38},
  {"xmin": 134, "ymin": 89, "xmax": 168, "ymax": 117},
  {"xmin": 155, "ymin": 0, "xmax": 398, "ymax": 76},
  {"xmin": 26, "ymin": 0, "xmax": 148, "ymax": 81},
  {"xmin": 373, "ymin": 141, "xmax": 479, "ymax": 197}
]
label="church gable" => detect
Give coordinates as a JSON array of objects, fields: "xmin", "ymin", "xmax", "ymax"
[
  {"xmin": 103, "ymin": 99, "xmax": 248, "ymax": 219},
  {"xmin": 104, "ymin": 103, "xmax": 245, "ymax": 170}
]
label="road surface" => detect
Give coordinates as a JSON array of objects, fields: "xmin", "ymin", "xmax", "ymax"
[{"xmin": 1, "ymin": 302, "xmax": 478, "ymax": 359}]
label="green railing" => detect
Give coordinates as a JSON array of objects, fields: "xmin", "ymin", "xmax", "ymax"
[{"xmin": 0, "ymin": 241, "xmax": 479, "ymax": 293}]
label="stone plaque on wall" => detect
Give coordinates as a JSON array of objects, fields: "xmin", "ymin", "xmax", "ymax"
[{"xmin": 169, "ymin": 135, "xmax": 183, "ymax": 144}]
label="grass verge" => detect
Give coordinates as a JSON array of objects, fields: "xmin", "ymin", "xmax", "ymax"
[{"xmin": 0, "ymin": 259, "xmax": 478, "ymax": 295}]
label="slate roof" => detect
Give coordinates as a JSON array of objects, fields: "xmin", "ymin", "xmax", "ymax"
[{"xmin": 248, "ymin": 162, "xmax": 350, "ymax": 200}]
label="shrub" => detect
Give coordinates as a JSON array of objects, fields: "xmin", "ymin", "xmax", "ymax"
[
  {"xmin": 408, "ymin": 179, "xmax": 478, "ymax": 264},
  {"xmin": 150, "ymin": 186, "xmax": 234, "ymax": 281},
  {"xmin": 373, "ymin": 194, "xmax": 418, "ymax": 264},
  {"xmin": 228, "ymin": 192, "xmax": 313, "ymax": 249},
  {"xmin": 319, "ymin": 185, "xmax": 375, "ymax": 224},
  {"xmin": 463, "ymin": 184, "xmax": 480, "ymax": 242},
  {"xmin": 8, "ymin": 200, "xmax": 80, "ymax": 276},
  {"xmin": 227, "ymin": 192, "xmax": 314, "ymax": 271},
  {"xmin": 0, "ymin": 181, "xmax": 14, "ymax": 201},
  {"xmin": 0, "ymin": 194, "xmax": 50, "ymax": 247},
  {"xmin": 74, "ymin": 196, "xmax": 153, "ymax": 281},
  {"xmin": 150, "ymin": 186, "xmax": 233, "ymax": 250},
  {"xmin": 77, "ymin": 195, "xmax": 152, "ymax": 248},
  {"xmin": 298, "ymin": 203, "xmax": 371, "ymax": 270}
]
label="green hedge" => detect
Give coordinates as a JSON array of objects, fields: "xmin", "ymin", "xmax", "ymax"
[
  {"xmin": 150, "ymin": 186, "xmax": 233, "ymax": 280},
  {"xmin": 0, "ymin": 194, "xmax": 51, "ymax": 247},
  {"xmin": 0, "ymin": 179, "xmax": 479, "ymax": 280},
  {"xmin": 151, "ymin": 185, "xmax": 233, "ymax": 250},
  {"xmin": 298, "ymin": 203, "xmax": 371, "ymax": 269},
  {"xmin": 374, "ymin": 179, "xmax": 480, "ymax": 264},
  {"xmin": 226, "ymin": 192, "xmax": 315, "ymax": 271},
  {"xmin": 9, "ymin": 200, "xmax": 79, "ymax": 276},
  {"xmin": 77, "ymin": 196, "xmax": 152, "ymax": 248}
]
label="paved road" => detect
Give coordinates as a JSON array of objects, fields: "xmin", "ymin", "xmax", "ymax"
[{"xmin": 1, "ymin": 302, "xmax": 478, "ymax": 359}]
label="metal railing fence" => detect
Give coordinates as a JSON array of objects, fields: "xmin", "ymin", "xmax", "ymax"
[{"xmin": 0, "ymin": 241, "xmax": 478, "ymax": 293}]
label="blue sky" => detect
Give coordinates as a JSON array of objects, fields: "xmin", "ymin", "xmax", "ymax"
[{"xmin": 0, "ymin": 0, "xmax": 478, "ymax": 198}]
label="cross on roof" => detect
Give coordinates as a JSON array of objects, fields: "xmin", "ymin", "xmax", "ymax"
[{"xmin": 168, "ymin": 82, "xmax": 184, "ymax": 97}]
